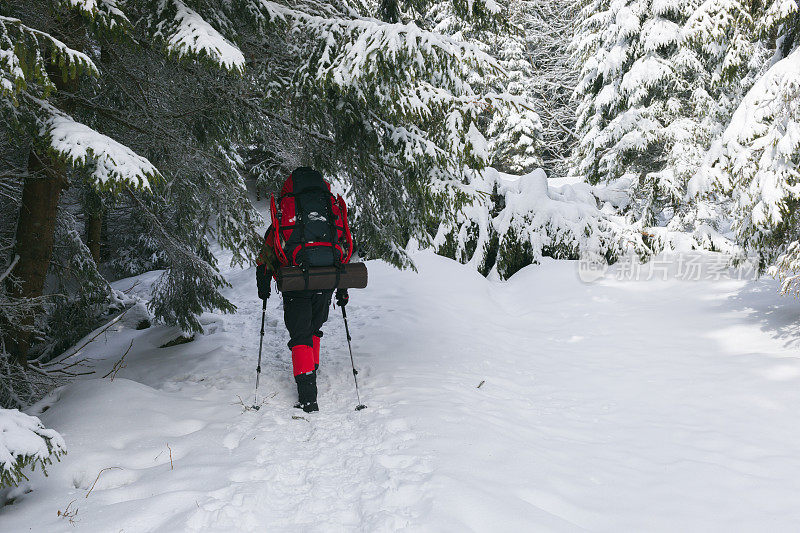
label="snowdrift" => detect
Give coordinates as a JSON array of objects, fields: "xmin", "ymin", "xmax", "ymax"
[{"xmin": 4, "ymin": 253, "xmax": 800, "ymax": 531}]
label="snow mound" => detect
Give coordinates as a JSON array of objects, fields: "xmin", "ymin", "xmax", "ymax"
[
  {"xmin": 435, "ymin": 167, "xmax": 643, "ymax": 279},
  {"xmin": 121, "ymin": 301, "xmax": 153, "ymax": 329}
]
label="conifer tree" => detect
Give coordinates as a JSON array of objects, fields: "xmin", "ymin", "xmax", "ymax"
[
  {"xmin": 689, "ymin": 1, "xmax": 800, "ymax": 289},
  {"xmin": 572, "ymin": 0, "xmax": 716, "ymax": 228},
  {"xmin": 518, "ymin": 0, "xmax": 581, "ymax": 178}
]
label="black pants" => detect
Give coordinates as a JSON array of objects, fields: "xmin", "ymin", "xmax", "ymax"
[{"xmin": 283, "ymin": 289, "xmax": 333, "ymax": 348}]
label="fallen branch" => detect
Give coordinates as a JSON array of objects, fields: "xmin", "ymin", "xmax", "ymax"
[
  {"xmin": 234, "ymin": 392, "xmax": 276, "ymax": 412},
  {"xmin": 122, "ymin": 279, "xmax": 141, "ymax": 294},
  {"xmin": 47, "ymin": 307, "xmax": 131, "ymax": 367},
  {"xmin": 26, "ymin": 359, "xmax": 94, "ymax": 378},
  {"xmin": 54, "ymin": 357, "xmax": 94, "ymax": 374}
]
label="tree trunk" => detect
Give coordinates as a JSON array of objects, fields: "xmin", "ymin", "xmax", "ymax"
[
  {"xmin": 85, "ymin": 188, "xmax": 104, "ymax": 264},
  {"xmin": 5, "ymin": 34, "xmax": 80, "ymax": 365},
  {"xmin": 86, "ymin": 212, "xmax": 102, "ymax": 264},
  {"xmin": 6, "ymin": 150, "xmax": 67, "ymax": 365}
]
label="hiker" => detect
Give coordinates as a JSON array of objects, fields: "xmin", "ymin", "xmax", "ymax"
[{"xmin": 255, "ymin": 167, "xmax": 353, "ymax": 413}]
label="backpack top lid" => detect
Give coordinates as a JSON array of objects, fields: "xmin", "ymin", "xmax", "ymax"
[{"xmin": 282, "ymin": 167, "xmax": 330, "ymax": 196}]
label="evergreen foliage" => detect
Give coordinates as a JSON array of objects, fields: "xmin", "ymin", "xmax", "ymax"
[
  {"xmin": 568, "ymin": 0, "xmax": 800, "ymax": 290},
  {"xmin": 0, "ymin": 408, "xmax": 66, "ymax": 489},
  {"xmin": 687, "ymin": 1, "xmax": 800, "ymax": 286},
  {"xmin": 572, "ymin": 0, "xmax": 717, "ymax": 227}
]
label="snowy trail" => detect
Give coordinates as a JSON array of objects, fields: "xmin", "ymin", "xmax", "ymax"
[{"xmin": 4, "ymin": 252, "xmax": 800, "ymax": 531}]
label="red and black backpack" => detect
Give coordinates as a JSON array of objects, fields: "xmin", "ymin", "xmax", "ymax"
[{"xmin": 270, "ymin": 167, "xmax": 353, "ymax": 268}]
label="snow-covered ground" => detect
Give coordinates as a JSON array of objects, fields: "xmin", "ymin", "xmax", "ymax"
[{"xmin": 3, "ymin": 251, "xmax": 800, "ymax": 532}]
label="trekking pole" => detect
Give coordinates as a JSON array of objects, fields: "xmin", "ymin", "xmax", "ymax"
[
  {"xmin": 252, "ymin": 299, "xmax": 267, "ymax": 410},
  {"xmin": 341, "ymin": 306, "xmax": 367, "ymax": 411}
]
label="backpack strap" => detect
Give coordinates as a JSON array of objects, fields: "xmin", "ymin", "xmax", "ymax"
[
  {"xmin": 338, "ymin": 195, "xmax": 354, "ymax": 264},
  {"xmin": 323, "ymin": 191, "xmax": 343, "ymax": 288},
  {"xmin": 270, "ymin": 195, "xmax": 290, "ymax": 266}
]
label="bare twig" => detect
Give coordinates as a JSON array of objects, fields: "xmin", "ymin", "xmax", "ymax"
[
  {"xmin": 234, "ymin": 392, "xmax": 275, "ymax": 412},
  {"xmin": 102, "ymin": 340, "xmax": 133, "ymax": 380},
  {"xmin": 85, "ymin": 467, "xmax": 122, "ymax": 499},
  {"xmin": 26, "ymin": 359, "xmax": 94, "ymax": 378},
  {"xmin": 55, "ymin": 358, "xmax": 93, "ymax": 372},
  {"xmin": 0, "ymin": 254, "xmax": 19, "ymax": 283},
  {"xmin": 57, "ymin": 499, "xmax": 79, "ymax": 525},
  {"xmin": 167, "ymin": 444, "xmax": 173, "ymax": 470},
  {"xmin": 477, "ymin": 380, "xmax": 485, "ymax": 389}
]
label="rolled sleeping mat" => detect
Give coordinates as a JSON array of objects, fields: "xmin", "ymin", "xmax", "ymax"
[{"xmin": 277, "ymin": 262, "xmax": 368, "ymax": 292}]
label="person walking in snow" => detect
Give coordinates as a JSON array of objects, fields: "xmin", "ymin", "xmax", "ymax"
[{"xmin": 256, "ymin": 167, "xmax": 353, "ymax": 413}]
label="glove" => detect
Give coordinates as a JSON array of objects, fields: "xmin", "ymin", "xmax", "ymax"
[
  {"xmin": 256, "ymin": 265, "xmax": 271, "ymax": 300},
  {"xmin": 336, "ymin": 288, "xmax": 349, "ymax": 308}
]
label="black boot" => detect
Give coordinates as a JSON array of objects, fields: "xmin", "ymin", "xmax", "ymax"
[{"xmin": 294, "ymin": 371, "xmax": 318, "ymax": 413}]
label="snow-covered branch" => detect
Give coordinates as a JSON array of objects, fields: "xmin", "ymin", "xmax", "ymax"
[
  {"xmin": 0, "ymin": 16, "xmax": 98, "ymax": 99},
  {"xmin": 156, "ymin": 0, "xmax": 246, "ymax": 71},
  {"xmin": 60, "ymin": 0, "xmax": 131, "ymax": 30},
  {"xmin": 32, "ymin": 97, "xmax": 160, "ymax": 190},
  {"xmin": 0, "ymin": 408, "xmax": 66, "ymax": 489}
]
